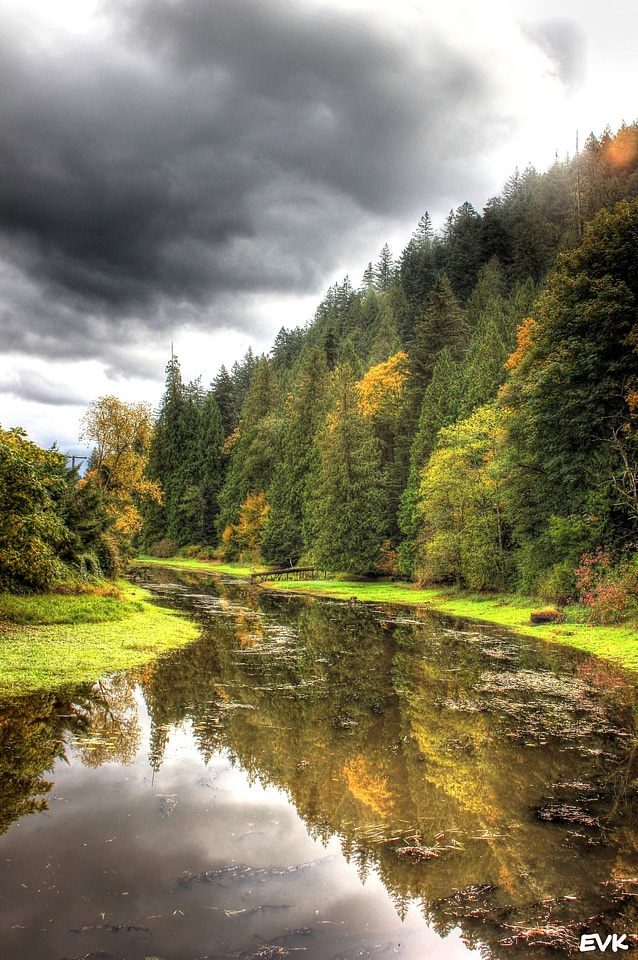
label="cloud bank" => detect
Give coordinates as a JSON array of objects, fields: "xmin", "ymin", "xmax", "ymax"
[{"xmin": 0, "ymin": 0, "xmax": 565, "ymax": 372}]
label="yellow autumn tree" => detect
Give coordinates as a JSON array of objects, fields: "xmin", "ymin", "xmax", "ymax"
[
  {"xmin": 356, "ymin": 350, "xmax": 409, "ymax": 419},
  {"xmin": 79, "ymin": 396, "xmax": 161, "ymax": 550},
  {"xmin": 221, "ymin": 491, "xmax": 270, "ymax": 563}
]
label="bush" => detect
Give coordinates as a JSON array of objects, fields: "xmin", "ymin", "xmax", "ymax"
[
  {"xmin": 179, "ymin": 544, "xmax": 202, "ymax": 559},
  {"xmin": 151, "ymin": 539, "xmax": 179, "ymax": 559},
  {"xmin": 95, "ymin": 532, "xmax": 123, "ymax": 579},
  {"xmin": 575, "ymin": 548, "xmax": 638, "ymax": 623},
  {"xmin": 536, "ymin": 562, "xmax": 577, "ymax": 605},
  {"xmin": 196, "ymin": 547, "xmax": 218, "ymax": 561}
]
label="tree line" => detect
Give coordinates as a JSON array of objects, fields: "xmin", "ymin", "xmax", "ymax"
[{"xmin": 3, "ymin": 122, "xmax": 638, "ymax": 605}]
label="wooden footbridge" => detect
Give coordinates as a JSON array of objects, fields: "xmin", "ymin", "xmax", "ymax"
[{"xmin": 249, "ymin": 566, "xmax": 322, "ymax": 584}]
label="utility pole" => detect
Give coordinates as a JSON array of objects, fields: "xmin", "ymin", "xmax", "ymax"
[{"xmin": 575, "ymin": 130, "xmax": 583, "ymax": 238}]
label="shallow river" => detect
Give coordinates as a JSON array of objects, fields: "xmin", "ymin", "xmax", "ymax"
[{"xmin": 2, "ymin": 567, "xmax": 638, "ymax": 960}]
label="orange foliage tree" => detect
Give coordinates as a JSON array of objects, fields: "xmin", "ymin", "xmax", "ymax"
[{"xmin": 79, "ymin": 396, "xmax": 161, "ymax": 552}]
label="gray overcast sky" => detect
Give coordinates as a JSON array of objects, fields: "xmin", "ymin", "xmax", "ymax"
[{"xmin": 0, "ymin": 0, "xmax": 635, "ymax": 453}]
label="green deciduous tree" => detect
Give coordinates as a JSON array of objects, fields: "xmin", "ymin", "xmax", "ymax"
[
  {"xmin": 0, "ymin": 427, "xmax": 70, "ymax": 591},
  {"xmin": 414, "ymin": 404, "xmax": 510, "ymax": 590}
]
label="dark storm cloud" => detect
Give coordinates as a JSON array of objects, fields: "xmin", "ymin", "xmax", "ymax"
[{"xmin": 0, "ymin": 0, "xmax": 505, "ymax": 362}]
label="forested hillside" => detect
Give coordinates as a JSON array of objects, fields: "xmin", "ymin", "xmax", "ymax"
[
  {"xmin": 9, "ymin": 121, "xmax": 631, "ymax": 610},
  {"xmin": 133, "ymin": 123, "xmax": 638, "ymax": 608}
]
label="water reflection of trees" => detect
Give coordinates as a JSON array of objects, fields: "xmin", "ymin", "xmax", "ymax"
[
  {"xmin": 0, "ymin": 674, "xmax": 141, "ymax": 834},
  {"xmin": 5, "ymin": 568, "xmax": 638, "ymax": 958},
  {"xmin": 137, "ymin": 577, "xmax": 638, "ymax": 957}
]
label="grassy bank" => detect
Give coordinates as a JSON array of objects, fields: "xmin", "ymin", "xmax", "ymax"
[
  {"xmin": 266, "ymin": 578, "xmax": 638, "ymax": 671},
  {"xmin": 136, "ymin": 557, "xmax": 638, "ymax": 672},
  {"xmin": 133, "ymin": 555, "xmax": 255, "ymax": 577},
  {"xmin": 0, "ymin": 582, "xmax": 200, "ymax": 694}
]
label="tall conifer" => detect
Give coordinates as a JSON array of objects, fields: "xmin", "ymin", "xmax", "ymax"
[{"xmin": 307, "ymin": 341, "xmax": 385, "ymax": 575}]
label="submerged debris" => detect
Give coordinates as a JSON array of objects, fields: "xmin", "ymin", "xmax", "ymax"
[
  {"xmin": 180, "ymin": 857, "xmax": 330, "ymax": 886},
  {"xmin": 603, "ymin": 877, "xmax": 638, "ymax": 899},
  {"xmin": 396, "ymin": 845, "xmax": 441, "ymax": 861},
  {"xmin": 240, "ymin": 947, "xmax": 289, "ymax": 960},
  {"xmin": 536, "ymin": 803, "xmax": 603, "ymax": 828},
  {"xmin": 499, "ymin": 922, "xmax": 583, "ymax": 950},
  {"xmin": 158, "ymin": 794, "xmax": 177, "ymax": 818},
  {"xmin": 434, "ymin": 884, "xmax": 502, "ymax": 922},
  {"xmin": 70, "ymin": 924, "xmax": 150, "ymax": 934},
  {"xmin": 59, "ymin": 952, "xmax": 114, "ymax": 960}
]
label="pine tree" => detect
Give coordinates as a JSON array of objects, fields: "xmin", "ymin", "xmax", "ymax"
[
  {"xmin": 216, "ymin": 357, "xmax": 281, "ymax": 545},
  {"xmin": 361, "ymin": 261, "xmax": 375, "ymax": 290},
  {"xmin": 458, "ymin": 318, "xmax": 509, "ymax": 419},
  {"xmin": 211, "ymin": 365, "xmax": 237, "ymax": 437},
  {"xmin": 260, "ymin": 346, "xmax": 330, "ymax": 565},
  {"xmin": 307, "ymin": 342, "xmax": 385, "ymax": 575},
  {"xmin": 502, "ymin": 198, "xmax": 638, "ymax": 592},
  {"xmin": 143, "ymin": 356, "xmax": 207, "ymax": 548},
  {"xmin": 409, "ymin": 273, "xmax": 469, "ymax": 394},
  {"xmin": 398, "ymin": 213, "xmax": 438, "ymax": 341},
  {"xmin": 458, "ymin": 261, "xmax": 510, "ymax": 418},
  {"xmin": 437, "ymin": 202, "xmax": 482, "ymax": 302},
  {"xmin": 398, "ymin": 348, "xmax": 461, "ymax": 575},
  {"xmin": 374, "ymin": 244, "xmax": 395, "ymax": 292},
  {"xmin": 196, "ymin": 391, "xmax": 225, "ymax": 544}
]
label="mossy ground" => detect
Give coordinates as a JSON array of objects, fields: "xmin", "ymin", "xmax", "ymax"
[
  {"xmin": 137, "ymin": 557, "xmax": 638, "ymax": 672},
  {"xmin": 0, "ymin": 582, "xmax": 200, "ymax": 694}
]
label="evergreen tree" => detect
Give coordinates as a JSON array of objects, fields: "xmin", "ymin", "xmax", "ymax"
[
  {"xmin": 374, "ymin": 244, "xmax": 395, "ymax": 292},
  {"xmin": 409, "ymin": 273, "xmax": 469, "ymax": 394},
  {"xmin": 458, "ymin": 318, "xmax": 509, "ymax": 419},
  {"xmin": 143, "ymin": 356, "xmax": 209, "ymax": 548},
  {"xmin": 361, "ymin": 261, "xmax": 375, "ymax": 290},
  {"xmin": 260, "ymin": 347, "xmax": 330, "ymax": 565},
  {"xmin": 458, "ymin": 262, "xmax": 510, "ymax": 417},
  {"xmin": 211, "ymin": 365, "xmax": 237, "ymax": 438},
  {"xmin": 501, "ymin": 198, "xmax": 638, "ymax": 592},
  {"xmin": 437, "ymin": 202, "xmax": 483, "ymax": 302},
  {"xmin": 193, "ymin": 391, "xmax": 225, "ymax": 544},
  {"xmin": 398, "ymin": 348, "xmax": 461, "ymax": 575},
  {"xmin": 216, "ymin": 357, "xmax": 281, "ymax": 545},
  {"xmin": 480, "ymin": 196, "xmax": 511, "ymax": 270},
  {"xmin": 271, "ymin": 326, "xmax": 305, "ymax": 378},
  {"xmin": 398, "ymin": 213, "xmax": 438, "ymax": 341},
  {"xmin": 307, "ymin": 342, "xmax": 385, "ymax": 575},
  {"xmin": 230, "ymin": 347, "xmax": 259, "ymax": 423},
  {"xmin": 323, "ymin": 326, "xmax": 339, "ymax": 370}
]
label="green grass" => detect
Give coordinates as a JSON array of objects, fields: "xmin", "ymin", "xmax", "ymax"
[
  {"xmin": 133, "ymin": 557, "xmax": 638, "ymax": 672},
  {"xmin": 0, "ymin": 589, "xmax": 132, "ymax": 625},
  {"xmin": 0, "ymin": 582, "xmax": 200, "ymax": 694},
  {"xmin": 134, "ymin": 555, "xmax": 256, "ymax": 577}
]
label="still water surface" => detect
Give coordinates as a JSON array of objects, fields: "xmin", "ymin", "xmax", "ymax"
[{"xmin": 2, "ymin": 566, "xmax": 638, "ymax": 960}]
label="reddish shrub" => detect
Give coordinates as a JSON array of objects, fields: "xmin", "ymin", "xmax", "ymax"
[{"xmin": 574, "ymin": 548, "xmax": 638, "ymax": 623}]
